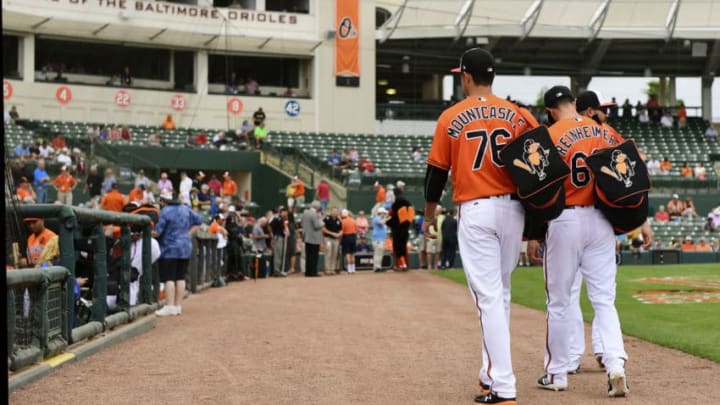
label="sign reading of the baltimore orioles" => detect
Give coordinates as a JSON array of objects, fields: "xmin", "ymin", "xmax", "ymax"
[{"xmin": 335, "ymin": 0, "xmax": 359, "ymax": 87}]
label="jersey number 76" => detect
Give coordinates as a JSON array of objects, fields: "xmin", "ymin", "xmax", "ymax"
[{"xmin": 466, "ymin": 128, "xmax": 512, "ymax": 170}]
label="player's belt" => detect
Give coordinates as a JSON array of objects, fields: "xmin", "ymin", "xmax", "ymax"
[
  {"xmin": 483, "ymin": 194, "xmax": 519, "ymax": 201},
  {"xmin": 565, "ymin": 205, "xmax": 594, "ymax": 209}
]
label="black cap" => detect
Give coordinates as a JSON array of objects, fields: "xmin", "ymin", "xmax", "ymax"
[
  {"xmin": 451, "ymin": 48, "xmax": 495, "ymax": 76},
  {"xmin": 544, "ymin": 86, "xmax": 574, "ymax": 108},
  {"xmin": 111, "ymin": 182, "xmax": 119, "ymax": 188},
  {"xmin": 576, "ymin": 91, "xmax": 601, "ymax": 112}
]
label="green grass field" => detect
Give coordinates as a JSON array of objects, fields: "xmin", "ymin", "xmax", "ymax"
[{"xmin": 435, "ymin": 263, "xmax": 720, "ymax": 362}]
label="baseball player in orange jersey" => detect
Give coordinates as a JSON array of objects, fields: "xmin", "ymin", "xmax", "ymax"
[
  {"xmin": 528, "ymin": 86, "xmax": 632, "ymax": 397},
  {"xmin": 423, "ymin": 48, "xmax": 538, "ymax": 405}
]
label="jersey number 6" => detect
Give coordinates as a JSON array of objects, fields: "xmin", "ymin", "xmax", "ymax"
[
  {"xmin": 571, "ymin": 152, "xmax": 590, "ymax": 187},
  {"xmin": 466, "ymin": 128, "xmax": 512, "ymax": 171}
]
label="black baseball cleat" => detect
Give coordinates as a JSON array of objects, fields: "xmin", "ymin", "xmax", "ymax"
[{"xmin": 474, "ymin": 392, "xmax": 517, "ymax": 404}]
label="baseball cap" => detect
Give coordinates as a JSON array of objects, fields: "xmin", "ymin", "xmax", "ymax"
[
  {"xmin": 341, "ymin": 209, "xmax": 349, "ymax": 217},
  {"xmin": 576, "ymin": 90, "xmax": 616, "ymax": 113},
  {"xmin": 23, "ymin": 217, "xmax": 41, "ymax": 222},
  {"xmin": 672, "ymin": 193, "xmax": 679, "ymax": 199},
  {"xmin": 378, "ymin": 207, "xmax": 387, "ymax": 214},
  {"xmin": 450, "ymin": 48, "xmax": 495, "ymax": 76},
  {"xmin": 373, "ymin": 180, "xmax": 379, "ymax": 186},
  {"xmin": 544, "ymin": 86, "xmax": 574, "ymax": 109}
]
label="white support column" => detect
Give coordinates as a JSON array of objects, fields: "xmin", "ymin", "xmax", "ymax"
[
  {"xmin": 195, "ymin": 50, "xmax": 208, "ymax": 95},
  {"xmin": 668, "ymin": 76, "xmax": 677, "ymax": 106},
  {"xmin": 21, "ymin": 35, "xmax": 35, "ymax": 83},
  {"xmin": 701, "ymin": 77, "xmax": 713, "ymax": 122}
]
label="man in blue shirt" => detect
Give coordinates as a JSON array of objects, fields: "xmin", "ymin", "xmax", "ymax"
[
  {"xmin": 14, "ymin": 142, "xmax": 30, "ymax": 158},
  {"xmin": 153, "ymin": 193, "xmax": 203, "ymax": 317},
  {"xmin": 33, "ymin": 160, "xmax": 50, "ymax": 203},
  {"xmin": 372, "ymin": 207, "xmax": 389, "ymax": 272}
]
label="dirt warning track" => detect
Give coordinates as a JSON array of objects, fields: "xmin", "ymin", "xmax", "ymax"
[{"xmin": 10, "ymin": 271, "xmax": 720, "ymax": 404}]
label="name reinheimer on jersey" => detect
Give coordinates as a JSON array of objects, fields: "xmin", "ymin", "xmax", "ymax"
[
  {"xmin": 555, "ymin": 124, "xmax": 618, "ymax": 155},
  {"xmin": 447, "ymin": 105, "xmax": 526, "ymax": 138}
]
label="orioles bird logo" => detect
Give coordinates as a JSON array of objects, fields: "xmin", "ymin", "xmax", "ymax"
[
  {"xmin": 513, "ymin": 139, "xmax": 550, "ymax": 180},
  {"xmin": 600, "ymin": 150, "xmax": 636, "ymax": 188}
]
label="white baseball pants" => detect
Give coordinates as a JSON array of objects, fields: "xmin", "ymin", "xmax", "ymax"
[
  {"xmin": 568, "ymin": 272, "xmax": 604, "ymax": 370},
  {"xmin": 458, "ymin": 195, "xmax": 524, "ymax": 399},
  {"xmin": 543, "ymin": 207, "xmax": 627, "ymax": 387}
]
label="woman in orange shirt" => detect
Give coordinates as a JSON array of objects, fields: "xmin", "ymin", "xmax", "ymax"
[
  {"xmin": 680, "ymin": 161, "xmax": 693, "ymax": 178},
  {"xmin": 659, "ymin": 157, "xmax": 672, "ymax": 174},
  {"xmin": 16, "ymin": 177, "xmax": 36, "ymax": 203},
  {"xmin": 161, "ymin": 114, "xmax": 175, "ymax": 130}
]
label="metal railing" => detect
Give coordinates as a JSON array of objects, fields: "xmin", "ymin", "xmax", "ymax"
[{"xmin": 188, "ymin": 232, "xmax": 225, "ymax": 292}]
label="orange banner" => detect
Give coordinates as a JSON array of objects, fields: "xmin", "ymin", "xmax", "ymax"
[{"xmin": 335, "ymin": 0, "xmax": 360, "ymax": 87}]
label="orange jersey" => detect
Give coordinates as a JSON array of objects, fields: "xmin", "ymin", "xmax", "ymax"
[
  {"xmin": 27, "ymin": 228, "xmax": 58, "ymax": 265},
  {"xmin": 17, "ymin": 187, "xmax": 34, "ymax": 200},
  {"xmin": 128, "ymin": 188, "xmax": 144, "ymax": 203},
  {"xmin": 375, "ymin": 186, "xmax": 386, "ymax": 203},
  {"xmin": 294, "ymin": 181, "xmax": 305, "ymax": 197},
  {"xmin": 428, "ymin": 95, "xmax": 539, "ymax": 203},
  {"xmin": 549, "ymin": 116, "xmax": 622, "ymax": 206},
  {"xmin": 342, "ymin": 217, "xmax": 357, "ymax": 235},
  {"xmin": 101, "ymin": 190, "xmax": 127, "ymax": 212},
  {"xmin": 53, "ymin": 174, "xmax": 77, "ymax": 192},
  {"xmin": 603, "ymin": 123, "xmax": 623, "ymax": 142},
  {"xmin": 223, "ymin": 180, "xmax": 237, "ymax": 196}
]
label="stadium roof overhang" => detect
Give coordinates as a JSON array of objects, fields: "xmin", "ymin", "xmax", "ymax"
[
  {"xmin": 1, "ymin": 9, "xmax": 320, "ymax": 56},
  {"xmin": 376, "ymin": 0, "xmax": 720, "ymax": 78}
]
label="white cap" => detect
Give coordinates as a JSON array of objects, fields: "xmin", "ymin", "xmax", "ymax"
[
  {"xmin": 341, "ymin": 209, "xmax": 349, "ymax": 217},
  {"xmin": 223, "ymin": 171, "xmax": 229, "ymax": 177},
  {"xmin": 61, "ymin": 165, "xmax": 67, "ymax": 171},
  {"xmin": 228, "ymin": 206, "xmax": 236, "ymax": 212},
  {"xmin": 378, "ymin": 207, "xmax": 387, "ymax": 214},
  {"xmin": 293, "ymin": 175, "xmax": 298, "ymax": 180},
  {"xmin": 198, "ymin": 171, "xmax": 205, "ymax": 177},
  {"xmin": 672, "ymin": 193, "xmax": 679, "ymax": 199},
  {"xmin": 373, "ymin": 180, "xmax": 379, "ymax": 186},
  {"xmin": 396, "ymin": 180, "xmax": 405, "ymax": 189}
]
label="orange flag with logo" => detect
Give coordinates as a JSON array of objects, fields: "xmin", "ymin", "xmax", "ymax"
[{"xmin": 335, "ymin": 0, "xmax": 360, "ymax": 87}]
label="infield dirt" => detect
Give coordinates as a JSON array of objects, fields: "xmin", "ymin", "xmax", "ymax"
[{"xmin": 10, "ymin": 271, "xmax": 720, "ymax": 404}]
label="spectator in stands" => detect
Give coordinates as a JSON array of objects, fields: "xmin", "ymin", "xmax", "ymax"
[
  {"xmin": 85, "ymin": 124, "xmax": 99, "ymax": 139},
  {"xmin": 710, "ymin": 206, "xmax": 720, "ymax": 229},
  {"xmin": 153, "ymin": 192, "xmax": 203, "ymax": 316},
  {"xmin": 667, "ymin": 194, "xmax": 685, "ymax": 222},
  {"xmin": 677, "ymin": 101, "xmax": 687, "ymax": 128},
  {"xmin": 158, "ymin": 172, "xmax": 174, "ymax": 195},
  {"xmin": 8, "ymin": 105, "xmax": 21, "ymax": 124},
  {"xmin": 196, "ymin": 184, "xmax": 211, "ymax": 209},
  {"xmin": 128, "ymin": 184, "xmax": 144, "ymax": 204},
  {"xmin": 11, "ymin": 159, "xmax": 33, "ymax": 186},
  {"xmin": 355, "ymin": 210, "xmax": 369, "ymax": 238},
  {"xmin": 33, "ymin": 160, "xmax": 51, "ymax": 204},
  {"xmin": 694, "ymin": 163, "xmax": 706, "ymax": 180},
  {"xmin": 647, "ymin": 95, "xmax": 660, "ymax": 123},
  {"xmin": 253, "ymin": 122, "xmax": 269, "ymax": 149},
  {"xmin": 712, "ymin": 238, "xmax": 720, "ymax": 253},
  {"xmin": 292, "ymin": 176, "xmax": 305, "ymax": 209},
  {"xmin": 327, "ymin": 149, "xmax": 342, "ymax": 167},
  {"xmin": 161, "ymin": 114, "xmax": 176, "ymax": 130},
  {"xmin": 38, "ymin": 141, "xmax": 53, "ymax": 159},
  {"xmin": 120, "ymin": 125, "xmax": 131, "ymax": 141},
  {"xmin": 147, "ymin": 132, "xmax": 161, "ymax": 146},
  {"xmin": 315, "ymin": 179, "xmax": 330, "ymax": 213},
  {"xmin": 72, "ymin": 148, "xmax": 86, "ymax": 176},
  {"xmin": 680, "ymin": 162, "xmax": 693, "ymax": 178},
  {"xmin": 704, "ymin": 216, "xmax": 717, "ymax": 233},
  {"xmin": 29, "ymin": 142, "xmax": 41, "ymax": 158},
  {"xmin": 634, "ymin": 100, "xmax": 643, "ymax": 118},
  {"xmin": 222, "ymin": 171, "xmax": 238, "ymax": 199},
  {"xmin": 132, "ymin": 169, "xmax": 149, "ymax": 188},
  {"xmin": 706, "ymin": 122, "xmax": 718, "ymax": 141},
  {"xmin": 246, "ymin": 77, "xmax": 260, "ymax": 95},
  {"xmin": 356, "ymin": 236, "xmax": 371, "ymax": 254},
  {"xmin": 109, "ymin": 125, "xmax": 122, "ymax": 140},
  {"xmin": 51, "ymin": 133, "xmax": 67, "ymax": 150},
  {"xmin": 226, "ymin": 72, "xmax": 239, "ymax": 94},
  {"xmin": 16, "ymin": 177, "xmax": 36, "ymax": 204},
  {"xmin": 340, "ymin": 209, "xmax": 357, "ymax": 274},
  {"xmin": 609, "ymin": 97, "xmax": 619, "ymax": 118},
  {"xmin": 681, "ymin": 236, "xmax": 695, "ymax": 251},
  {"xmin": 323, "ymin": 207, "xmax": 343, "ymax": 275},
  {"xmin": 652, "ymin": 240, "xmax": 664, "ymax": 250},
  {"xmin": 14, "ymin": 142, "xmax": 30, "ymax": 158},
  {"xmin": 411, "ymin": 146, "xmax": 423, "ymax": 162},
  {"xmin": 252, "ymin": 216, "xmax": 271, "ymax": 254},
  {"xmin": 647, "ymin": 156, "xmax": 661, "ymax": 175},
  {"xmin": 252, "ymin": 107, "xmax": 266, "ymax": 126},
  {"xmin": 660, "ymin": 111, "xmax": 674, "ymax": 128},
  {"xmin": 207, "ymin": 174, "xmax": 222, "ymax": 196},
  {"xmin": 654, "ymin": 205, "xmax": 670, "ymax": 223},
  {"xmin": 359, "ymin": 154, "xmax": 375, "ymax": 173},
  {"xmin": 55, "ymin": 147, "xmax": 72, "ymax": 166},
  {"xmin": 660, "ymin": 157, "xmax": 672, "ymax": 174},
  {"xmin": 52, "ymin": 165, "xmax": 78, "ymax": 205},
  {"xmin": 638, "ymin": 108, "xmax": 650, "ymax": 125},
  {"xmin": 99, "ymin": 125, "xmax": 110, "ymax": 140},
  {"xmin": 667, "ymin": 238, "xmax": 680, "ymax": 249},
  {"xmin": 101, "ymin": 183, "xmax": 127, "ymax": 212},
  {"xmin": 349, "ymin": 146, "xmax": 359, "ymax": 163},
  {"xmin": 238, "ymin": 120, "xmax": 254, "ymax": 143},
  {"xmin": 179, "ymin": 172, "xmax": 193, "ymax": 206},
  {"xmin": 696, "ymin": 238, "xmax": 712, "ymax": 252},
  {"xmin": 622, "ymin": 99, "xmax": 632, "ymax": 119},
  {"xmin": 120, "ymin": 66, "xmax": 133, "ymax": 87},
  {"xmin": 106, "ymin": 74, "xmax": 121, "ymax": 87},
  {"xmin": 212, "ymin": 130, "xmax": 229, "ymax": 148},
  {"xmin": 25, "ymin": 217, "xmax": 57, "ymax": 266},
  {"xmin": 683, "ymin": 197, "xmax": 698, "ymax": 219},
  {"xmin": 283, "ymin": 87, "xmax": 296, "ymax": 97}
]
